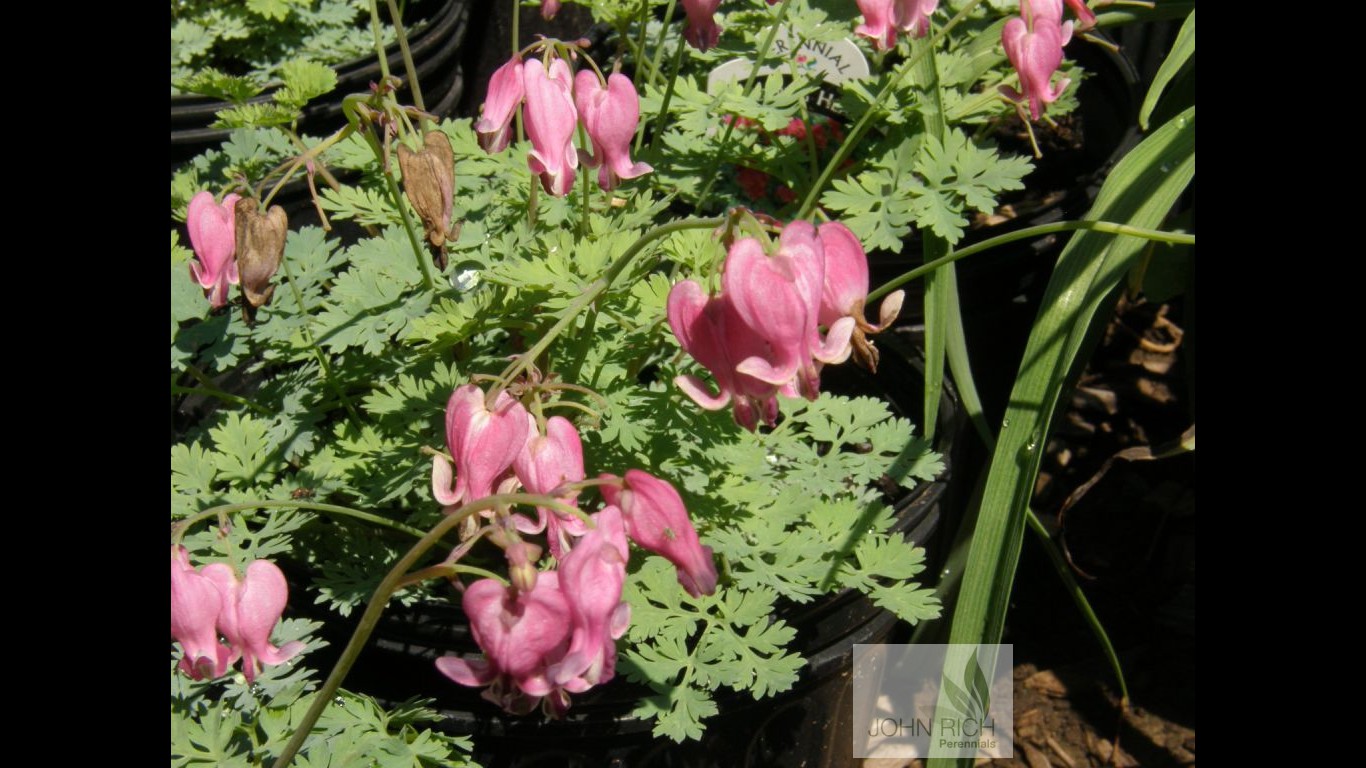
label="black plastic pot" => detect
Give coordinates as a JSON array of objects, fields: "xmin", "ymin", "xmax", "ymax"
[
  {"xmin": 300, "ymin": 343, "xmax": 966, "ymax": 767},
  {"xmin": 170, "ymin": 0, "xmax": 472, "ymax": 166}
]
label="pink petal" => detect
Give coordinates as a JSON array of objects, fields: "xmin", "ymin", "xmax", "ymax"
[
  {"xmin": 436, "ymin": 655, "xmax": 497, "ymax": 686},
  {"xmin": 476, "ymin": 57, "xmax": 525, "ymax": 153},
  {"xmin": 681, "ymin": 0, "xmax": 722, "ymax": 51},
  {"xmin": 523, "ymin": 58, "xmax": 579, "ymax": 196}
]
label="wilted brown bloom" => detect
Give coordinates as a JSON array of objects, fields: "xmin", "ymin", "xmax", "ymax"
[
  {"xmin": 234, "ymin": 198, "xmax": 288, "ymax": 310},
  {"xmin": 397, "ymin": 130, "xmax": 455, "ymax": 249}
]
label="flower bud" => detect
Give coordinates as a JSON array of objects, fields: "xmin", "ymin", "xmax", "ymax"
[
  {"xmin": 601, "ymin": 470, "xmax": 717, "ymax": 598},
  {"xmin": 506, "ymin": 538, "xmax": 544, "ymax": 594}
]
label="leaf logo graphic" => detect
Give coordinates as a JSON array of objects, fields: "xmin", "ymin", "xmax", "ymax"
[{"xmin": 941, "ymin": 650, "xmax": 990, "ymax": 723}]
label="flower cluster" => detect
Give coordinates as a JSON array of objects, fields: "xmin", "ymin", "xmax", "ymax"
[
  {"xmin": 170, "ymin": 548, "xmax": 303, "ymax": 683},
  {"xmin": 667, "ymin": 219, "xmax": 903, "ymax": 431},
  {"xmin": 1000, "ymin": 0, "xmax": 1096, "ymax": 121},
  {"xmin": 477, "ymin": 51, "xmax": 652, "ymax": 195},
  {"xmin": 436, "ymin": 505, "xmax": 630, "ymax": 717},
  {"xmin": 430, "ymin": 383, "xmax": 716, "ymax": 716},
  {"xmin": 855, "ymin": 0, "xmax": 940, "ymax": 51},
  {"xmin": 185, "ymin": 190, "xmax": 287, "ymax": 311}
]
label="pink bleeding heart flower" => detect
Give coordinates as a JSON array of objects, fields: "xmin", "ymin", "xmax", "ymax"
[
  {"xmin": 855, "ymin": 0, "xmax": 899, "ymax": 50},
  {"xmin": 1063, "ymin": 0, "xmax": 1097, "ymax": 31},
  {"xmin": 201, "ymin": 560, "xmax": 304, "ymax": 684},
  {"xmin": 1001, "ymin": 0, "xmax": 1073, "ymax": 121},
  {"xmin": 601, "ymin": 470, "xmax": 717, "ymax": 598},
  {"xmin": 573, "ymin": 71, "xmax": 653, "ymax": 191},
  {"xmin": 476, "ymin": 56, "xmax": 526, "ymax": 153},
  {"xmin": 549, "ymin": 505, "xmax": 631, "ymax": 696},
  {"xmin": 541, "ymin": 0, "xmax": 562, "ymax": 19},
  {"xmin": 681, "ymin": 0, "xmax": 722, "ymax": 52},
  {"xmin": 817, "ymin": 221, "xmax": 903, "ymax": 371},
  {"xmin": 666, "ymin": 280, "xmax": 781, "ymax": 431},
  {"xmin": 170, "ymin": 546, "xmax": 232, "ymax": 680},
  {"xmin": 523, "ymin": 57, "xmax": 579, "ymax": 196},
  {"xmin": 855, "ymin": 0, "xmax": 939, "ymax": 51},
  {"xmin": 513, "ymin": 415, "xmax": 589, "ymax": 560},
  {"xmin": 186, "ymin": 191, "xmax": 241, "ymax": 309},
  {"xmin": 432, "ymin": 384, "xmax": 532, "ymax": 509},
  {"xmin": 723, "ymin": 222, "xmax": 854, "ymax": 400},
  {"xmin": 436, "ymin": 573, "xmax": 574, "ymax": 714}
]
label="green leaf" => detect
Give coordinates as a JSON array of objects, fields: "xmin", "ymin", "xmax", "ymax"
[
  {"xmin": 821, "ymin": 169, "xmax": 915, "ymax": 254},
  {"xmin": 212, "ymin": 102, "xmax": 299, "ymax": 130},
  {"xmin": 312, "ymin": 228, "xmax": 431, "ymax": 355},
  {"xmin": 911, "ymin": 130, "xmax": 1031, "ymax": 244},
  {"xmin": 176, "ymin": 69, "xmax": 264, "ymax": 104},
  {"xmin": 171, "ymin": 703, "xmax": 251, "ymax": 767},
  {"xmin": 275, "ymin": 59, "xmax": 339, "ymax": 111},
  {"xmin": 209, "ymin": 412, "xmax": 280, "ymax": 487},
  {"xmin": 170, "ymin": 20, "xmax": 215, "ymax": 68},
  {"xmin": 171, "ymin": 239, "xmax": 207, "ymax": 339},
  {"xmin": 632, "ymin": 683, "xmax": 719, "ymax": 743},
  {"xmin": 319, "ymin": 185, "xmax": 405, "ymax": 229},
  {"xmin": 1140, "ymin": 11, "xmax": 1194, "ymax": 131},
  {"xmin": 171, "ymin": 442, "xmax": 221, "ymax": 518},
  {"xmin": 246, "ymin": 0, "xmax": 296, "ymax": 21},
  {"xmin": 928, "ymin": 109, "xmax": 1195, "ymax": 768}
]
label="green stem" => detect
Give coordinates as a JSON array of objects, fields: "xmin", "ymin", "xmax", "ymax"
[
  {"xmin": 1095, "ymin": 2, "xmax": 1193, "ymax": 26},
  {"xmin": 170, "ymin": 386, "xmax": 273, "ymax": 416},
  {"xmin": 400, "ymin": 562, "xmax": 509, "ymax": 588},
  {"xmin": 260, "ymin": 127, "xmax": 352, "ymax": 210},
  {"xmin": 867, "ymin": 221, "xmax": 1195, "ymax": 303},
  {"xmin": 385, "ymin": 0, "xmax": 427, "ymax": 123},
  {"xmin": 368, "ymin": 0, "xmax": 392, "ymax": 81},
  {"xmin": 269, "ymin": 492, "xmax": 583, "ymax": 768},
  {"xmin": 178, "ymin": 364, "xmax": 272, "ymax": 415},
  {"xmin": 381, "ymin": 170, "xmax": 439, "ymax": 291},
  {"xmin": 915, "ymin": 32, "xmax": 950, "ymax": 443},
  {"xmin": 510, "ymin": 0, "xmax": 520, "ymax": 56},
  {"xmin": 578, "ymin": 124, "xmax": 592, "ymax": 236},
  {"xmin": 490, "ymin": 215, "xmax": 726, "ymax": 397},
  {"xmin": 794, "ymin": 0, "xmax": 985, "ymax": 220},
  {"xmin": 789, "ymin": 60, "xmax": 820, "ymax": 185},
  {"xmin": 542, "ymin": 399, "xmax": 602, "ymax": 422},
  {"xmin": 647, "ymin": 31, "xmax": 688, "ymax": 153},
  {"xmin": 1025, "ymin": 509, "xmax": 1129, "ymax": 705},
  {"xmin": 691, "ymin": 0, "xmax": 796, "ymax": 213},
  {"xmin": 942, "ymin": 278, "xmax": 994, "ymax": 448},
  {"xmin": 527, "ymin": 174, "xmax": 539, "ymax": 228},
  {"xmin": 646, "ymin": 0, "xmax": 678, "ymax": 89},
  {"xmin": 635, "ymin": 0, "xmax": 658, "ymax": 83},
  {"xmin": 172, "ymin": 500, "xmax": 430, "ymax": 546}
]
